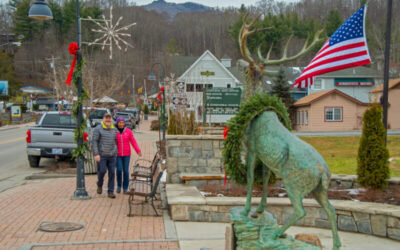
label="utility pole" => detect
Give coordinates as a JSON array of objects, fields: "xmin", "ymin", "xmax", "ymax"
[
  {"xmin": 383, "ymin": 0, "xmax": 393, "ymax": 145},
  {"xmin": 51, "ymin": 55, "xmax": 59, "ymax": 111},
  {"xmin": 132, "ymin": 74, "xmax": 135, "ymax": 104},
  {"xmin": 144, "ymin": 79, "xmax": 148, "ymax": 105}
]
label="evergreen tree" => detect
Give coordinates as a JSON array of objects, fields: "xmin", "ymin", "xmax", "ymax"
[
  {"xmin": 325, "ymin": 10, "xmax": 343, "ymax": 37},
  {"xmin": 270, "ymin": 67, "xmax": 294, "ymax": 109},
  {"xmin": 0, "ymin": 51, "xmax": 21, "ymax": 98},
  {"xmin": 357, "ymin": 104, "xmax": 390, "ymax": 189}
]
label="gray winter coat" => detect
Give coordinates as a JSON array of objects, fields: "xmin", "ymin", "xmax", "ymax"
[{"xmin": 92, "ymin": 123, "xmax": 118, "ymax": 157}]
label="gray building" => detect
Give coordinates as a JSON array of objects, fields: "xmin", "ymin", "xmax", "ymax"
[{"xmin": 309, "ymin": 66, "xmax": 381, "ymax": 103}]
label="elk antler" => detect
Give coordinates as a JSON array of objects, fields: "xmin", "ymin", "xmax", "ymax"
[
  {"xmin": 257, "ymin": 29, "xmax": 325, "ymax": 65},
  {"xmin": 239, "ymin": 14, "xmax": 272, "ymax": 74}
]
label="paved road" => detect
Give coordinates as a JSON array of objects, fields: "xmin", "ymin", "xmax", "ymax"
[{"xmin": 0, "ymin": 126, "xmax": 43, "ymax": 192}]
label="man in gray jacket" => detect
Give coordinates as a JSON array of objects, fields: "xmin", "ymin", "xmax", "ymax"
[{"xmin": 92, "ymin": 113, "xmax": 118, "ymax": 198}]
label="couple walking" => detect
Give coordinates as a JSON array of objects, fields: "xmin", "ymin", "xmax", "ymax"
[{"xmin": 92, "ymin": 113, "xmax": 142, "ymax": 198}]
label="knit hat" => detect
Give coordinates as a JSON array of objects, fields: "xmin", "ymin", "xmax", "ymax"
[{"xmin": 116, "ymin": 116, "xmax": 125, "ymax": 124}]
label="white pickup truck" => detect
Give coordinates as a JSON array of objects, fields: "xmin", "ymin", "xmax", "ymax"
[{"xmin": 26, "ymin": 111, "xmax": 92, "ymax": 168}]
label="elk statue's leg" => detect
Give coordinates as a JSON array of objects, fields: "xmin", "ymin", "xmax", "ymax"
[
  {"xmin": 275, "ymin": 186, "xmax": 306, "ymax": 237},
  {"xmin": 256, "ymin": 166, "xmax": 271, "ymax": 215},
  {"xmin": 241, "ymin": 152, "xmax": 256, "ymax": 217},
  {"xmin": 312, "ymin": 174, "xmax": 341, "ymax": 250}
]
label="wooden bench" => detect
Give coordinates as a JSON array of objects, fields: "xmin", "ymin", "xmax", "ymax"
[{"xmin": 179, "ymin": 173, "xmax": 226, "ymax": 188}]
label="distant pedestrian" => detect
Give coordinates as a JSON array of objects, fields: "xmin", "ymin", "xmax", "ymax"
[
  {"xmin": 92, "ymin": 113, "xmax": 118, "ymax": 199},
  {"xmin": 116, "ymin": 116, "xmax": 142, "ymax": 194}
]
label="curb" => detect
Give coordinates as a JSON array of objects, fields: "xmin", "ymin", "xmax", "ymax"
[{"xmin": 25, "ymin": 174, "xmax": 76, "ymax": 180}]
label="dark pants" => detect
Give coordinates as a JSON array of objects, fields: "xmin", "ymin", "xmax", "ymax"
[
  {"xmin": 97, "ymin": 156, "xmax": 116, "ymax": 194},
  {"xmin": 116, "ymin": 156, "xmax": 131, "ymax": 191}
]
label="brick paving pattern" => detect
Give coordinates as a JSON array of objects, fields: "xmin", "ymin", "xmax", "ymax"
[{"xmin": 0, "ymin": 115, "xmax": 175, "ymax": 249}]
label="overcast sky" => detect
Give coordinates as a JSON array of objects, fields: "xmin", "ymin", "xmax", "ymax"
[{"xmin": 133, "ymin": 0, "xmax": 274, "ymax": 8}]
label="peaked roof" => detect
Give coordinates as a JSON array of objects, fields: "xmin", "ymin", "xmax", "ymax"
[
  {"xmin": 93, "ymin": 96, "xmax": 118, "ymax": 103},
  {"xmin": 370, "ymin": 78, "xmax": 400, "ymax": 93},
  {"xmin": 177, "ymin": 50, "xmax": 240, "ymax": 84},
  {"xmin": 294, "ymin": 89, "xmax": 368, "ymax": 107}
]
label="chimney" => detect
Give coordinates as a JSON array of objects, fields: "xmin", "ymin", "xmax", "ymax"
[{"xmin": 221, "ymin": 55, "xmax": 232, "ymax": 68}]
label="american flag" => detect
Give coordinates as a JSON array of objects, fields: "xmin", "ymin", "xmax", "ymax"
[{"xmin": 292, "ymin": 6, "xmax": 371, "ymax": 88}]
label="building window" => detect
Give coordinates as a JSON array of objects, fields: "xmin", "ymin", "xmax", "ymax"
[
  {"xmin": 196, "ymin": 84, "xmax": 203, "ymax": 92},
  {"xmin": 186, "ymin": 84, "xmax": 194, "ymax": 92},
  {"xmin": 227, "ymin": 84, "xmax": 231, "ymax": 88},
  {"xmin": 301, "ymin": 111, "xmax": 304, "ymax": 125},
  {"xmin": 305, "ymin": 111, "xmax": 308, "ymax": 125},
  {"xmin": 313, "ymin": 80, "xmax": 322, "ymax": 90},
  {"xmin": 206, "ymin": 84, "xmax": 213, "ymax": 89},
  {"xmin": 296, "ymin": 111, "xmax": 300, "ymax": 125},
  {"xmin": 325, "ymin": 107, "xmax": 342, "ymax": 122}
]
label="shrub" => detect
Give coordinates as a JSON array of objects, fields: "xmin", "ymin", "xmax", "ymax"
[
  {"xmin": 143, "ymin": 104, "xmax": 149, "ymax": 115},
  {"xmin": 150, "ymin": 119, "xmax": 160, "ymax": 131},
  {"xmin": 357, "ymin": 104, "xmax": 390, "ymax": 189}
]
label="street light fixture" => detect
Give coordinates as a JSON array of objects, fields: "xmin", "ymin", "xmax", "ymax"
[
  {"xmin": 28, "ymin": 0, "xmax": 53, "ymax": 21},
  {"xmin": 29, "ymin": 0, "xmax": 90, "ymax": 200}
]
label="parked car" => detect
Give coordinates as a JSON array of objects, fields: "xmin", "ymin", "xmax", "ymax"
[
  {"xmin": 88, "ymin": 108, "xmax": 112, "ymax": 127},
  {"xmin": 26, "ymin": 111, "xmax": 93, "ymax": 168},
  {"xmin": 114, "ymin": 112, "xmax": 135, "ymax": 129},
  {"xmin": 124, "ymin": 108, "xmax": 140, "ymax": 124}
]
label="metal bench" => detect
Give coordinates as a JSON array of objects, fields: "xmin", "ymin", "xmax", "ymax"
[{"xmin": 127, "ymin": 169, "xmax": 164, "ymax": 217}]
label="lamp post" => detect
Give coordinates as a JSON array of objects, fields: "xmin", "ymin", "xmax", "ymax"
[
  {"xmin": 29, "ymin": 0, "xmax": 90, "ymax": 199},
  {"xmin": 382, "ymin": 0, "xmax": 393, "ymax": 145},
  {"xmin": 148, "ymin": 63, "xmax": 166, "ymax": 141}
]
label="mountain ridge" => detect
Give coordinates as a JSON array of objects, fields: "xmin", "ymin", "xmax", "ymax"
[{"xmin": 142, "ymin": 0, "xmax": 211, "ymax": 18}]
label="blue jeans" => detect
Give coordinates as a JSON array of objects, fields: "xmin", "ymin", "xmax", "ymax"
[
  {"xmin": 116, "ymin": 156, "xmax": 131, "ymax": 191},
  {"xmin": 97, "ymin": 156, "xmax": 116, "ymax": 194}
]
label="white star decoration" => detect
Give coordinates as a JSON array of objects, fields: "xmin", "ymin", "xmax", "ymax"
[{"xmin": 87, "ymin": 6, "xmax": 136, "ymax": 59}]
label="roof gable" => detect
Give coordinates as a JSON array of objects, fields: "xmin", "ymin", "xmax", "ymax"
[
  {"xmin": 370, "ymin": 78, "xmax": 400, "ymax": 93},
  {"xmin": 294, "ymin": 89, "xmax": 367, "ymax": 107},
  {"xmin": 177, "ymin": 50, "xmax": 240, "ymax": 84}
]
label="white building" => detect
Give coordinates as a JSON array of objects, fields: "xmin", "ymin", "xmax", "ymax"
[{"xmin": 176, "ymin": 50, "xmax": 243, "ymax": 123}]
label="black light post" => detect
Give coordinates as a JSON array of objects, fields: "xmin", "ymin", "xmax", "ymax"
[
  {"xmin": 29, "ymin": 0, "xmax": 89, "ymax": 199},
  {"xmin": 148, "ymin": 63, "xmax": 166, "ymax": 141},
  {"xmin": 382, "ymin": 0, "xmax": 393, "ymax": 144}
]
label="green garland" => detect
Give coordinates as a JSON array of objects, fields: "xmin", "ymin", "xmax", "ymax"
[
  {"xmin": 71, "ymin": 56, "xmax": 90, "ymax": 160},
  {"xmin": 222, "ymin": 93, "xmax": 292, "ymax": 185}
]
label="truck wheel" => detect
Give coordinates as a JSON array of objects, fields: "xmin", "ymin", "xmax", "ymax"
[{"xmin": 28, "ymin": 156, "xmax": 41, "ymax": 168}]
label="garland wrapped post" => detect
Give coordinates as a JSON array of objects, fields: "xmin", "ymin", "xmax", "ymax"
[
  {"xmin": 69, "ymin": 45, "xmax": 90, "ymax": 161},
  {"xmin": 222, "ymin": 93, "xmax": 291, "ymax": 185}
]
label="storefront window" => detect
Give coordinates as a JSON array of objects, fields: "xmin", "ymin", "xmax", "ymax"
[
  {"xmin": 196, "ymin": 84, "xmax": 203, "ymax": 92},
  {"xmin": 186, "ymin": 84, "xmax": 194, "ymax": 92}
]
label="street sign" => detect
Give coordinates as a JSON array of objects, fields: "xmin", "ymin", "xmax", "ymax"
[
  {"xmin": 0, "ymin": 80, "xmax": 8, "ymax": 96},
  {"xmin": 205, "ymin": 88, "xmax": 241, "ymax": 115}
]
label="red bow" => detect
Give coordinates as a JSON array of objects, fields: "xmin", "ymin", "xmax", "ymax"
[
  {"xmin": 66, "ymin": 43, "xmax": 79, "ymax": 85},
  {"xmin": 160, "ymin": 86, "xmax": 165, "ymax": 92},
  {"xmin": 223, "ymin": 126, "xmax": 229, "ymax": 139},
  {"xmin": 157, "ymin": 92, "xmax": 162, "ymax": 102},
  {"xmin": 223, "ymin": 126, "xmax": 229, "ymax": 186}
]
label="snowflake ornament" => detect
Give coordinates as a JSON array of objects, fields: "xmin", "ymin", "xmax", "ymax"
[{"xmin": 87, "ymin": 6, "xmax": 136, "ymax": 59}]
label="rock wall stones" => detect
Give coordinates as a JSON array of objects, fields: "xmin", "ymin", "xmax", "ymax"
[
  {"xmin": 166, "ymin": 135, "xmax": 224, "ymax": 184},
  {"xmin": 167, "ymin": 184, "xmax": 400, "ymax": 241}
]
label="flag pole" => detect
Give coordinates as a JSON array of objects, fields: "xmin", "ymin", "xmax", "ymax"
[{"xmin": 382, "ymin": 0, "xmax": 392, "ymax": 145}]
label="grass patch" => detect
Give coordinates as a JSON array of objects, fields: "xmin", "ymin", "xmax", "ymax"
[{"xmin": 300, "ymin": 135, "xmax": 400, "ymax": 177}]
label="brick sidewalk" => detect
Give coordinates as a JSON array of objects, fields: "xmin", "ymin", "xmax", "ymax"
[{"xmin": 0, "ymin": 115, "xmax": 177, "ymax": 250}]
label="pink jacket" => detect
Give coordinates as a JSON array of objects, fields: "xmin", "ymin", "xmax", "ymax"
[{"xmin": 116, "ymin": 128, "xmax": 141, "ymax": 157}]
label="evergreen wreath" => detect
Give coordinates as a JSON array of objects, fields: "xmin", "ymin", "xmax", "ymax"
[{"xmin": 222, "ymin": 93, "xmax": 292, "ymax": 185}]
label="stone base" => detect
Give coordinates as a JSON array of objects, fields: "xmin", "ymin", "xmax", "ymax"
[{"xmin": 230, "ymin": 206, "xmax": 320, "ymax": 250}]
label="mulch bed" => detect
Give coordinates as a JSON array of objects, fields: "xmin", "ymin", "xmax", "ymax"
[{"xmin": 201, "ymin": 182, "xmax": 400, "ymax": 205}]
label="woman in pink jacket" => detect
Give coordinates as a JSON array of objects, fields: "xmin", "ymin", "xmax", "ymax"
[{"xmin": 115, "ymin": 116, "xmax": 142, "ymax": 194}]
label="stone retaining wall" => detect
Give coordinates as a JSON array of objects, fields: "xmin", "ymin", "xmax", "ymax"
[
  {"xmin": 167, "ymin": 184, "xmax": 400, "ymax": 241},
  {"xmin": 166, "ymin": 135, "xmax": 400, "ymax": 187},
  {"xmin": 166, "ymin": 135, "xmax": 224, "ymax": 184}
]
